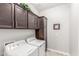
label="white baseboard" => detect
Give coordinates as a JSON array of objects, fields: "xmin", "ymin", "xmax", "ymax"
[{"xmin": 47, "ymin": 48, "xmax": 70, "ymax": 56}]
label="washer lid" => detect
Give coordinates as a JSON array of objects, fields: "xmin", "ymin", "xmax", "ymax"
[
  {"xmin": 28, "ymin": 40, "xmax": 45, "ymax": 47},
  {"xmin": 5, "ymin": 43, "xmax": 38, "ymax": 56}
]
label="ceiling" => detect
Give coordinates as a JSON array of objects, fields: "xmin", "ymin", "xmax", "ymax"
[{"xmin": 31, "ymin": 3, "xmax": 66, "ymax": 12}]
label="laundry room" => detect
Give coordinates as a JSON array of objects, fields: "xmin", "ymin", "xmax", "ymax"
[{"xmin": 0, "ymin": 0, "xmax": 79, "ymax": 56}]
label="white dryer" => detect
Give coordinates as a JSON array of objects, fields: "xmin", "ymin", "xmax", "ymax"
[{"xmin": 26, "ymin": 37, "xmax": 45, "ymax": 56}]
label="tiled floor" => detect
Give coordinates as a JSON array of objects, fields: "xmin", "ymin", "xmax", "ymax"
[{"xmin": 46, "ymin": 50, "xmax": 64, "ymax": 56}]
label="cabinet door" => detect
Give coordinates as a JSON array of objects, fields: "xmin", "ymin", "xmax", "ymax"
[
  {"xmin": 28, "ymin": 11, "xmax": 35, "ymax": 29},
  {"xmin": 28, "ymin": 11, "xmax": 39, "ymax": 29},
  {"xmin": 34, "ymin": 16, "xmax": 39, "ymax": 29},
  {"xmin": 0, "ymin": 3, "xmax": 14, "ymax": 28},
  {"xmin": 37, "ymin": 17, "xmax": 40, "ymax": 29},
  {"xmin": 34, "ymin": 16, "xmax": 37, "ymax": 29},
  {"xmin": 25, "ymin": 11, "xmax": 28, "ymax": 28},
  {"xmin": 15, "ymin": 5, "xmax": 26, "ymax": 29}
]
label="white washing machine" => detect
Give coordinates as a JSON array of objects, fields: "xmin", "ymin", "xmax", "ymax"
[
  {"xmin": 26, "ymin": 37, "xmax": 45, "ymax": 56},
  {"xmin": 4, "ymin": 40, "xmax": 38, "ymax": 56}
]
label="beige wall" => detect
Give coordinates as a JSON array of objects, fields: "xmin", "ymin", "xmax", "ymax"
[
  {"xmin": 40, "ymin": 4, "xmax": 70, "ymax": 54},
  {"xmin": 69, "ymin": 4, "xmax": 79, "ymax": 56}
]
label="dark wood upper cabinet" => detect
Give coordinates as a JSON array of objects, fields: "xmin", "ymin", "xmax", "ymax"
[
  {"xmin": 0, "ymin": 3, "xmax": 14, "ymax": 28},
  {"xmin": 25, "ymin": 11, "xmax": 28, "ymax": 28},
  {"xmin": 14, "ymin": 4, "xmax": 27, "ymax": 29},
  {"xmin": 35, "ymin": 17, "xmax": 47, "ymax": 40},
  {"xmin": 34, "ymin": 16, "xmax": 40, "ymax": 29},
  {"xmin": 27, "ymin": 11, "xmax": 35, "ymax": 29},
  {"xmin": 0, "ymin": 3, "xmax": 45, "ymax": 30},
  {"xmin": 27, "ymin": 11, "xmax": 39, "ymax": 29}
]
